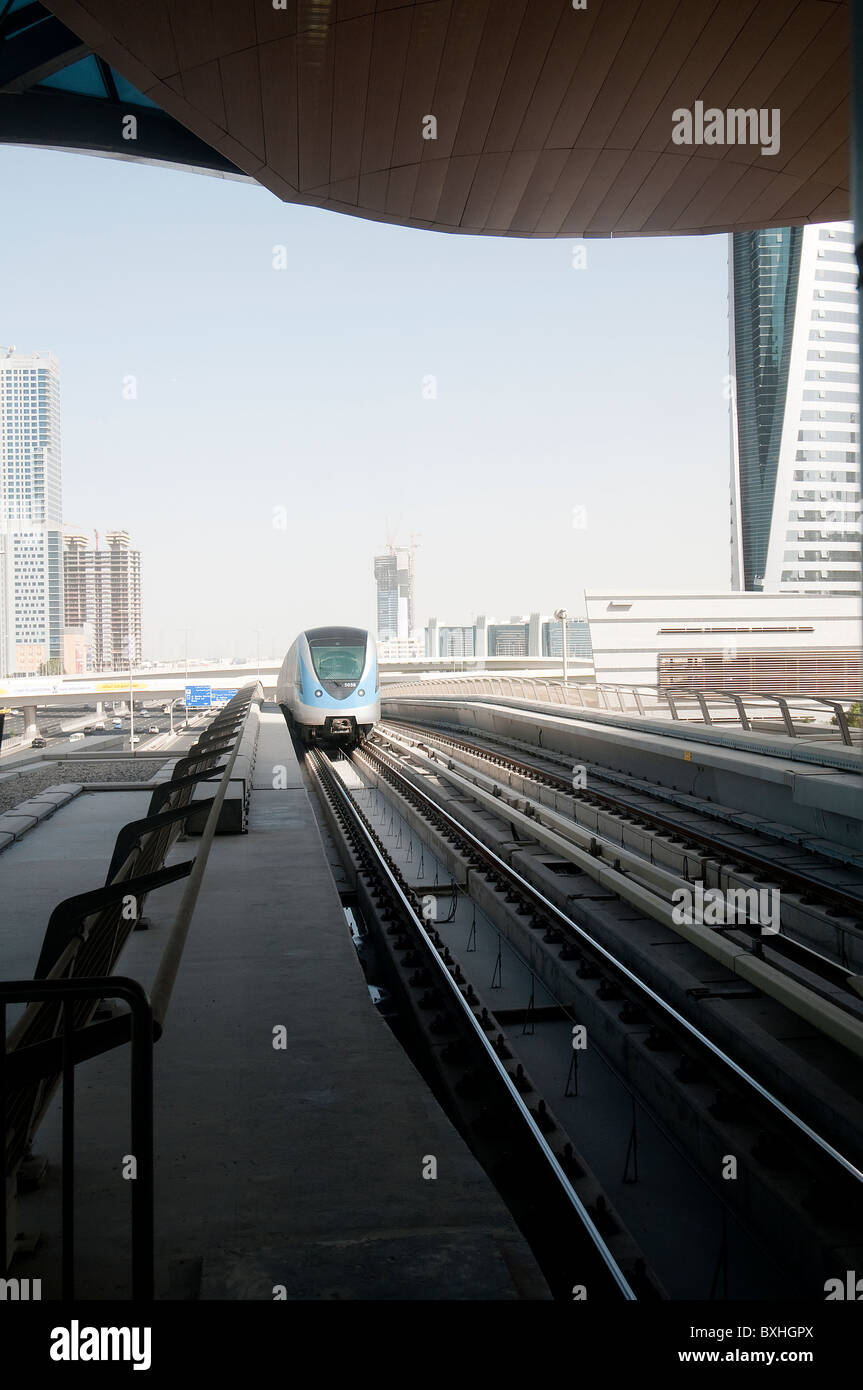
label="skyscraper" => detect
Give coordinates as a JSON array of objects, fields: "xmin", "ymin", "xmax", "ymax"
[
  {"xmin": 0, "ymin": 346, "xmax": 63, "ymax": 675},
  {"xmin": 63, "ymin": 532, "xmax": 94, "ymax": 630},
  {"xmin": 100, "ymin": 531, "xmax": 142, "ymax": 669},
  {"xmin": 729, "ymin": 223, "xmax": 860, "ymax": 595},
  {"xmin": 374, "ymin": 544, "xmax": 414, "ymax": 643},
  {"xmin": 63, "ymin": 530, "xmax": 143, "ymax": 670}
]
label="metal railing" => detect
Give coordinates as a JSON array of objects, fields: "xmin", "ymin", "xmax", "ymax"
[
  {"xmin": 0, "ymin": 978, "xmax": 154, "ymax": 1299},
  {"xmin": 1, "ymin": 683, "xmax": 261, "ymax": 1298},
  {"xmin": 383, "ymin": 678, "xmax": 862, "ymax": 746}
]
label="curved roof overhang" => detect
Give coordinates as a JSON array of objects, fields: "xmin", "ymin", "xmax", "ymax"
[
  {"xmin": 0, "ymin": 0, "xmax": 245, "ymax": 176},
  {"xmin": 4, "ymin": 0, "xmax": 852, "ymax": 237}
]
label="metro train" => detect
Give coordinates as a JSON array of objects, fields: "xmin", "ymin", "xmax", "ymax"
[{"xmin": 276, "ymin": 625, "xmax": 380, "ymax": 745}]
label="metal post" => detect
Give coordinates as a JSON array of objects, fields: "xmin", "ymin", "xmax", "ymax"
[
  {"xmin": 828, "ymin": 700, "xmax": 852, "ymax": 746},
  {"xmin": 855, "ymin": 0, "xmax": 863, "ymax": 719},
  {"xmin": 62, "ymin": 997, "xmax": 74, "ymax": 1298},
  {"xmin": 769, "ymin": 694, "xmax": 796, "ymax": 738},
  {"xmin": 129, "ymin": 659, "xmax": 134, "ymax": 754},
  {"xmin": 724, "ymin": 691, "xmax": 751, "ymax": 731},
  {"xmin": 1, "ymin": 978, "xmax": 155, "ymax": 1301},
  {"xmin": 554, "ymin": 608, "xmax": 568, "ymax": 686},
  {"xmin": 0, "ymin": 999, "xmax": 6, "ymax": 1274},
  {"xmin": 129, "ymin": 982, "xmax": 154, "ymax": 1301},
  {"xmin": 695, "ymin": 691, "xmax": 713, "ymax": 725}
]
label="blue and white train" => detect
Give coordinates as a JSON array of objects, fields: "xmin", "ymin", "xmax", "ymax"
[{"xmin": 276, "ymin": 626, "xmax": 380, "ymax": 745}]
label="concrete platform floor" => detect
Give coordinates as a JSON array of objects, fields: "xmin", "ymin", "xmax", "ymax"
[{"xmin": 8, "ymin": 712, "xmax": 548, "ymax": 1300}]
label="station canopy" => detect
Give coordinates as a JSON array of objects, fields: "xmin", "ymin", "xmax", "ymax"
[{"xmin": 1, "ymin": 0, "xmax": 850, "ymax": 236}]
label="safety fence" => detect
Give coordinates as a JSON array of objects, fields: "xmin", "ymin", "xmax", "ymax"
[{"xmin": 383, "ymin": 677, "xmax": 862, "ymax": 746}]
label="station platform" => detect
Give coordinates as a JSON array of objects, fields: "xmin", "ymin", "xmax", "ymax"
[{"xmin": 7, "ymin": 711, "xmax": 548, "ymax": 1300}]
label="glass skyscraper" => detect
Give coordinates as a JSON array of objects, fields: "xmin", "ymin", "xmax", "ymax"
[
  {"xmin": 374, "ymin": 545, "xmax": 414, "ymax": 643},
  {"xmin": 0, "ymin": 347, "xmax": 64, "ymax": 675},
  {"xmin": 729, "ymin": 224, "xmax": 860, "ymax": 596}
]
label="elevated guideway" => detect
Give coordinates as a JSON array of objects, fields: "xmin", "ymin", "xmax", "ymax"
[
  {"xmin": 0, "ymin": 657, "xmax": 593, "ymax": 707},
  {"xmin": 382, "ymin": 680, "xmax": 863, "ymax": 855}
]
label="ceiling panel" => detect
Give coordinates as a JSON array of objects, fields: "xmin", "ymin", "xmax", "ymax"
[{"xmin": 37, "ymin": 0, "xmax": 850, "ymax": 236}]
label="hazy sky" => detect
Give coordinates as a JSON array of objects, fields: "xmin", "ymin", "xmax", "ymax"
[{"xmin": 1, "ymin": 145, "xmax": 732, "ymax": 661}]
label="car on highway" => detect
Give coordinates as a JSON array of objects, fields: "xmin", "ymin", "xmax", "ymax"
[
  {"xmin": 68, "ymin": 732, "xmax": 85, "ymax": 742},
  {"xmin": 130, "ymin": 735, "xmax": 141, "ymax": 745},
  {"xmin": 31, "ymin": 737, "xmax": 47, "ymax": 748},
  {"xmin": 148, "ymin": 725, "xmax": 159, "ymax": 734}
]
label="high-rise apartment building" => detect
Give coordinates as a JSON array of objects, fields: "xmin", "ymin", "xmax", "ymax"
[
  {"xmin": 542, "ymin": 617, "xmax": 592, "ymax": 660},
  {"xmin": 63, "ymin": 531, "xmax": 94, "ymax": 627},
  {"xmin": 433, "ymin": 624, "xmax": 476, "ymax": 658},
  {"xmin": 729, "ymin": 222, "xmax": 861, "ymax": 595},
  {"xmin": 374, "ymin": 545, "xmax": 415, "ymax": 642},
  {"xmin": 488, "ymin": 622, "xmax": 528, "ymax": 657},
  {"xmin": 0, "ymin": 347, "xmax": 63, "ymax": 675},
  {"xmin": 63, "ymin": 530, "xmax": 142, "ymax": 670}
]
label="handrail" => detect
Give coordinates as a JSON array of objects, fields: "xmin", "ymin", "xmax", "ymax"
[
  {"xmin": 149, "ymin": 682, "xmax": 261, "ymax": 1029},
  {"xmin": 0, "ymin": 976, "xmax": 154, "ymax": 1300},
  {"xmin": 382, "ymin": 677, "xmax": 862, "ymax": 745}
]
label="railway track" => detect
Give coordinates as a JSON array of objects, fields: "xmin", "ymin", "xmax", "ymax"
[
  {"xmin": 316, "ymin": 732, "xmax": 863, "ymax": 1296},
  {"xmin": 367, "ymin": 724, "xmax": 863, "ymax": 1135},
  {"xmin": 304, "ymin": 744, "xmax": 651, "ymax": 1303},
  {"xmin": 379, "ymin": 717, "xmax": 863, "ymax": 984}
]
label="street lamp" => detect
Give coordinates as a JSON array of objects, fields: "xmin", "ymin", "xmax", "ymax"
[
  {"xmin": 554, "ymin": 608, "xmax": 568, "ymax": 687},
  {"xmin": 123, "ymin": 639, "xmax": 136, "ymax": 753},
  {"xmin": 180, "ymin": 628, "xmax": 190, "ymax": 730}
]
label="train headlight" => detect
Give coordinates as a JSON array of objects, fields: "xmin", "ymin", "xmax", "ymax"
[
  {"xmin": 314, "ymin": 689, "xmax": 323, "ymax": 697},
  {"xmin": 357, "ymin": 688, "xmax": 365, "ymax": 697}
]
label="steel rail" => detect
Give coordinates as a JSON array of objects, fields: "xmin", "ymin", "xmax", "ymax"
[
  {"xmin": 383, "ymin": 718, "xmax": 863, "ymax": 924},
  {"xmin": 362, "ymin": 738, "xmax": 863, "ymax": 1188},
  {"xmin": 307, "ymin": 745, "xmax": 637, "ymax": 1302},
  {"xmin": 380, "ymin": 720, "xmax": 863, "ymax": 991}
]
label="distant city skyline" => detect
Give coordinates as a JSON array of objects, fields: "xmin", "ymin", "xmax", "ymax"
[
  {"xmin": 0, "ymin": 340, "xmax": 146, "ymax": 677},
  {"xmin": 2, "ymin": 146, "xmax": 734, "ymax": 662}
]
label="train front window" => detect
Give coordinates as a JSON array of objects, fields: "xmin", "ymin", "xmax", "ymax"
[{"xmin": 309, "ymin": 644, "xmax": 365, "ymax": 680}]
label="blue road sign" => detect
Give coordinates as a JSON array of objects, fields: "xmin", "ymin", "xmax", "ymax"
[
  {"xmin": 185, "ymin": 685, "xmax": 211, "ymax": 708},
  {"xmin": 211, "ymin": 688, "xmax": 238, "ymax": 703}
]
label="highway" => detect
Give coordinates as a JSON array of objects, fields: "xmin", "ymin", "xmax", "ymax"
[{"xmin": 0, "ymin": 703, "xmax": 209, "ymax": 762}]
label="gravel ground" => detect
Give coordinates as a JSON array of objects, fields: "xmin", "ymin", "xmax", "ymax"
[{"xmin": 0, "ymin": 759, "xmax": 170, "ymax": 815}]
